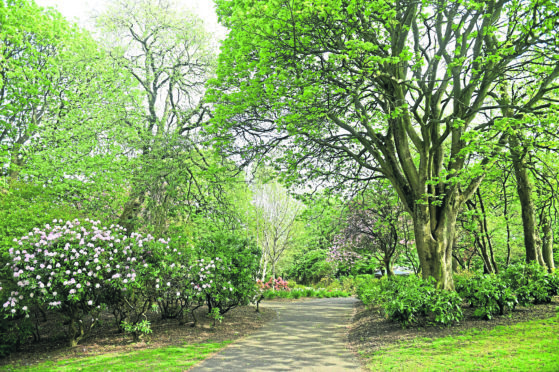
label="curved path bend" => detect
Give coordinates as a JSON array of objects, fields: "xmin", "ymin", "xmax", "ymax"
[{"xmin": 190, "ymin": 297, "xmax": 362, "ymax": 372}]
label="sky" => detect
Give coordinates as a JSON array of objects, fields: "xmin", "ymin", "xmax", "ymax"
[{"xmin": 35, "ymin": 0, "xmax": 226, "ymax": 38}]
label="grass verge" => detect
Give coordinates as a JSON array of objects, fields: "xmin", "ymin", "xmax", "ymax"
[
  {"xmin": 4, "ymin": 341, "xmax": 231, "ymax": 371},
  {"xmin": 364, "ymin": 313, "xmax": 559, "ymax": 371}
]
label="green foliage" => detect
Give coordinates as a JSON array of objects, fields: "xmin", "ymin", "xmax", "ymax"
[
  {"xmin": 501, "ymin": 262, "xmax": 559, "ymax": 305},
  {"xmin": 0, "ymin": 182, "xmax": 79, "ymax": 253},
  {"xmin": 460, "ymin": 274, "xmax": 518, "ymax": 319},
  {"xmin": 456, "ymin": 263, "xmax": 559, "ymax": 320},
  {"xmin": 121, "ymin": 320, "xmax": 152, "ymax": 342},
  {"xmin": 356, "ymin": 275, "xmax": 393, "ymax": 308},
  {"xmin": 208, "ymin": 307, "xmax": 224, "ymax": 327},
  {"xmin": 261, "ymin": 287, "xmax": 350, "ymax": 300},
  {"xmin": 0, "ymin": 220, "xmax": 261, "ymax": 349},
  {"xmin": 286, "ymin": 249, "xmax": 334, "ymax": 285},
  {"xmin": 357, "ymin": 276, "xmax": 463, "ymax": 327},
  {"xmin": 194, "ymin": 231, "xmax": 261, "ymax": 315},
  {"xmin": 0, "ymin": 311, "xmax": 33, "ymax": 358}
]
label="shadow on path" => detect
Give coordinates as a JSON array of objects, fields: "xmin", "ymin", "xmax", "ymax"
[{"xmin": 190, "ymin": 297, "xmax": 362, "ymax": 371}]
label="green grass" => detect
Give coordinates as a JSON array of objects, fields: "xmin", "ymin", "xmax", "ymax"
[
  {"xmin": 364, "ymin": 314, "xmax": 559, "ymax": 371},
  {"xmin": 4, "ymin": 341, "xmax": 231, "ymax": 371},
  {"xmin": 262, "ymin": 288, "xmax": 350, "ymax": 300}
]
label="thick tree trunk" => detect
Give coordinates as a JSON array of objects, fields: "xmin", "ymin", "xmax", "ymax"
[
  {"xmin": 509, "ymin": 138, "xmax": 544, "ymax": 266},
  {"xmin": 413, "ymin": 206, "xmax": 455, "ymax": 290},
  {"xmin": 7, "ymin": 151, "xmax": 24, "ymax": 183},
  {"xmin": 118, "ymin": 190, "xmax": 146, "ymax": 233},
  {"xmin": 541, "ymin": 212, "xmax": 555, "ymax": 272}
]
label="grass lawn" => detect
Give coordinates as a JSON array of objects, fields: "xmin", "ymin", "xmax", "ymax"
[
  {"xmin": 3, "ymin": 341, "xmax": 231, "ymax": 371},
  {"xmin": 364, "ymin": 313, "xmax": 559, "ymax": 371}
]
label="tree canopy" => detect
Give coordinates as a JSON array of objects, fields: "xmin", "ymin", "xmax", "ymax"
[{"xmin": 208, "ymin": 0, "xmax": 559, "ymax": 288}]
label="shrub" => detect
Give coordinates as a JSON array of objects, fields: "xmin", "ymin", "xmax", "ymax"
[
  {"xmin": 457, "ymin": 274, "xmax": 518, "ymax": 319},
  {"xmin": 194, "ymin": 232, "xmax": 261, "ymax": 315},
  {"xmin": 358, "ymin": 276, "xmax": 463, "ymax": 327},
  {"xmin": 356, "ymin": 275, "xmax": 393, "ymax": 308},
  {"xmin": 501, "ymin": 262, "xmax": 559, "ymax": 305},
  {"xmin": 286, "ymin": 249, "xmax": 334, "ymax": 285},
  {"xmin": 257, "ymin": 277, "xmax": 290, "ymax": 291},
  {"xmin": 260, "ymin": 287, "xmax": 350, "ymax": 299},
  {"xmin": 1, "ymin": 219, "xmax": 177, "ymax": 346},
  {"xmin": 339, "ymin": 276, "xmax": 357, "ymax": 294}
]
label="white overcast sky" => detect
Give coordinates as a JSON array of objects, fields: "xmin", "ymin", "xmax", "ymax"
[{"xmin": 35, "ymin": 0, "xmax": 226, "ymax": 38}]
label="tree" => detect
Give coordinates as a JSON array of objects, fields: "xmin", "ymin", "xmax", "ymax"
[
  {"xmin": 1, "ymin": 0, "xmax": 129, "ymax": 185},
  {"xmin": 97, "ymin": 0, "xmax": 219, "ymax": 232},
  {"xmin": 252, "ymin": 177, "xmax": 301, "ymax": 280},
  {"xmin": 331, "ymin": 184, "xmax": 408, "ymax": 276},
  {"xmin": 208, "ymin": 0, "xmax": 559, "ymax": 289}
]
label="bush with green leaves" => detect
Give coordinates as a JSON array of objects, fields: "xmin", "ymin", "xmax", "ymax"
[
  {"xmin": 355, "ymin": 275, "xmax": 392, "ymax": 307},
  {"xmin": 456, "ymin": 263, "xmax": 559, "ymax": 320},
  {"xmin": 1, "ymin": 221, "xmax": 264, "ymax": 348},
  {"xmin": 0, "ymin": 279, "xmax": 35, "ymax": 358},
  {"xmin": 1, "ymin": 219, "xmax": 177, "ymax": 345},
  {"xmin": 500, "ymin": 262, "xmax": 559, "ymax": 305},
  {"xmin": 357, "ymin": 275, "xmax": 463, "ymax": 327},
  {"xmin": 457, "ymin": 274, "xmax": 518, "ymax": 319},
  {"xmin": 104, "ymin": 235, "xmax": 201, "ymax": 330},
  {"xmin": 286, "ymin": 249, "xmax": 334, "ymax": 285},
  {"xmin": 194, "ymin": 232, "xmax": 261, "ymax": 315}
]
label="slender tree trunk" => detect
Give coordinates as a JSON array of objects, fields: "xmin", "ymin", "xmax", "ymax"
[
  {"xmin": 509, "ymin": 137, "xmax": 544, "ymax": 266},
  {"xmin": 466, "ymin": 200, "xmax": 495, "ymax": 274},
  {"xmin": 260, "ymin": 254, "xmax": 268, "ymax": 281},
  {"xmin": 477, "ymin": 189, "xmax": 499, "ymax": 274},
  {"xmin": 503, "ymin": 176, "xmax": 512, "ymax": 267},
  {"xmin": 541, "ymin": 212, "xmax": 555, "ymax": 272}
]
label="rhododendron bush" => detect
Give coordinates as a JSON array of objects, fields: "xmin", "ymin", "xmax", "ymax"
[
  {"xmin": 257, "ymin": 277, "xmax": 290, "ymax": 291},
  {"xmin": 1, "ymin": 219, "xmax": 261, "ymax": 346},
  {"xmin": 194, "ymin": 232, "xmax": 261, "ymax": 315}
]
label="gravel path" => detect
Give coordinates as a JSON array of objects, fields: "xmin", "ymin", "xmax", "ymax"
[{"xmin": 190, "ymin": 297, "xmax": 362, "ymax": 371}]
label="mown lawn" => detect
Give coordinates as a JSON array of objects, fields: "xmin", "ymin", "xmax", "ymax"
[
  {"xmin": 364, "ymin": 313, "xmax": 559, "ymax": 371},
  {"xmin": 3, "ymin": 341, "xmax": 231, "ymax": 371}
]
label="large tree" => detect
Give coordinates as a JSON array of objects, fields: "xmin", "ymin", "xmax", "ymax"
[
  {"xmin": 332, "ymin": 185, "xmax": 409, "ymax": 277},
  {"xmin": 208, "ymin": 0, "xmax": 559, "ymax": 288},
  {"xmin": 97, "ymin": 0, "xmax": 220, "ymax": 232},
  {"xmin": 252, "ymin": 177, "xmax": 301, "ymax": 280},
  {"xmin": 1, "ymin": 0, "xmax": 129, "ymax": 184}
]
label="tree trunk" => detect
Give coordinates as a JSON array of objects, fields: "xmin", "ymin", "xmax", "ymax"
[
  {"xmin": 384, "ymin": 258, "xmax": 394, "ymax": 276},
  {"xmin": 413, "ymin": 206, "xmax": 455, "ymax": 290},
  {"xmin": 465, "ymin": 198, "xmax": 496, "ymax": 274},
  {"xmin": 500, "ymin": 169, "xmax": 513, "ymax": 267},
  {"xmin": 477, "ymin": 189, "xmax": 499, "ymax": 274},
  {"xmin": 260, "ymin": 255, "xmax": 268, "ymax": 281},
  {"xmin": 541, "ymin": 212, "xmax": 555, "ymax": 272},
  {"xmin": 118, "ymin": 190, "xmax": 146, "ymax": 233},
  {"xmin": 509, "ymin": 137, "xmax": 544, "ymax": 266}
]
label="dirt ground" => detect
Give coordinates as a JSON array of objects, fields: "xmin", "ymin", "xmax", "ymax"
[
  {"xmin": 347, "ymin": 296, "xmax": 559, "ymax": 358},
  {"xmin": 0, "ymin": 305, "xmax": 276, "ymax": 368}
]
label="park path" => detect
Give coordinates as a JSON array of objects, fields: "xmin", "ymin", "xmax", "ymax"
[{"xmin": 189, "ymin": 297, "xmax": 362, "ymax": 371}]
